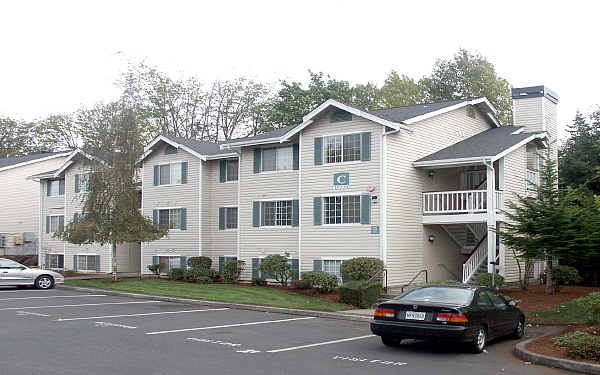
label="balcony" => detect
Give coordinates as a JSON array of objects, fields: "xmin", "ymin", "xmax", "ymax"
[{"xmin": 422, "ymin": 190, "xmax": 503, "ymax": 224}]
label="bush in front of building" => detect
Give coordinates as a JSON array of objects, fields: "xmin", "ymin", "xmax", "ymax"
[
  {"xmin": 223, "ymin": 259, "xmax": 245, "ymax": 283},
  {"xmin": 184, "ymin": 267, "xmax": 221, "ymax": 283},
  {"xmin": 291, "ymin": 279, "xmax": 311, "ymax": 289},
  {"xmin": 301, "ymin": 271, "xmax": 339, "ymax": 293},
  {"xmin": 552, "ymin": 331, "xmax": 600, "ymax": 360},
  {"xmin": 187, "ymin": 256, "xmax": 212, "ymax": 270},
  {"xmin": 147, "ymin": 264, "xmax": 161, "ymax": 277},
  {"xmin": 259, "ymin": 254, "xmax": 295, "ymax": 286},
  {"xmin": 540, "ymin": 265, "xmax": 583, "ymax": 291},
  {"xmin": 339, "ymin": 280, "xmax": 382, "ymax": 308},
  {"xmin": 475, "ymin": 273, "xmax": 505, "ymax": 288},
  {"xmin": 340, "ymin": 257, "xmax": 384, "ymax": 282},
  {"xmin": 252, "ymin": 277, "xmax": 267, "ymax": 286},
  {"xmin": 168, "ymin": 267, "xmax": 186, "ymax": 281}
]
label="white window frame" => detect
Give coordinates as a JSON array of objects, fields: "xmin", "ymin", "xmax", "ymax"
[
  {"xmin": 156, "ymin": 207, "xmax": 183, "ymax": 231},
  {"xmin": 48, "ymin": 253, "xmax": 64, "ymax": 269},
  {"xmin": 261, "ymin": 146, "xmax": 294, "ymax": 173},
  {"xmin": 222, "ymin": 206, "xmax": 238, "ymax": 231},
  {"xmin": 156, "ymin": 161, "xmax": 185, "ymax": 186},
  {"xmin": 48, "ymin": 215, "xmax": 64, "ymax": 233},
  {"xmin": 76, "ymin": 173, "xmax": 90, "ymax": 192},
  {"xmin": 321, "ymin": 194, "xmax": 361, "ymax": 226},
  {"xmin": 156, "ymin": 254, "xmax": 182, "ymax": 274},
  {"xmin": 260, "ymin": 200, "xmax": 293, "ymax": 227},
  {"xmin": 76, "ymin": 254, "xmax": 98, "ymax": 272},
  {"xmin": 321, "ymin": 258, "xmax": 347, "ymax": 284},
  {"xmin": 322, "ymin": 132, "xmax": 362, "ymax": 165},
  {"xmin": 48, "ymin": 180, "xmax": 63, "ymax": 197},
  {"xmin": 223, "ymin": 159, "xmax": 239, "ymax": 183}
]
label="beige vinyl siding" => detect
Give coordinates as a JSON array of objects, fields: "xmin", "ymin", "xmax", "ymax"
[
  {"xmin": 423, "ymin": 225, "xmax": 464, "ymax": 282},
  {"xmin": 40, "ymin": 180, "xmax": 66, "ymax": 264},
  {"xmin": 141, "ymin": 144, "xmax": 200, "ymax": 273},
  {"xmin": 513, "ymin": 97, "xmax": 544, "ymax": 132},
  {"xmin": 385, "ymin": 106, "xmax": 492, "ymax": 285},
  {"xmin": 0, "ymin": 156, "xmax": 65, "ymax": 235},
  {"xmin": 501, "ymin": 145, "xmax": 527, "ymax": 283},
  {"xmin": 238, "ymin": 144, "xmax": 299, "ymax": 280},
  {"xmin": 202, "ymin": 158, "xmax": 238, "ymax": 268},
  {"xmin": 300, "ymin": 111, "xmax": 380, "ymax": 275}
]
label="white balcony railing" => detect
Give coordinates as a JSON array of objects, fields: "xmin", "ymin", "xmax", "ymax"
[
  {"xmin": 527, "ymin": 169, "xmax": 539, "ymax": 189},
  {"xmin": 422, "ymin": 190, "xmax": 503, "ymax": 215}
]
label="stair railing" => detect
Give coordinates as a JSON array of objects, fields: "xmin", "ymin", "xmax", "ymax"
[{"xmin": 462, "ymin": 238, "xmax": 488, "ymax": 283}]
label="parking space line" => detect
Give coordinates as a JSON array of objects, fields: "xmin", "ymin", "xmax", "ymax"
[
  {"xmin": 145, "ymin": 317, "xmax": 317, "ymax": 335},
  {"xmin": 0, "ymin": 300, "xmax": 162, "ymax": 311},
  {"xmin": 0, "ymin": 294, "xmax": 107, "ymax": 301},
  {"xmin": 266, "ymin": 335, "xmax": 376, "ymax": 353},
  {"xmin": 56, "ymin": 308, "xmax": 230, "ymax": 321}
]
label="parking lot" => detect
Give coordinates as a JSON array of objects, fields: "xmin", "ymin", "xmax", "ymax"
[{"xmin": 0, "ymin": 287, "xmax": 570, "ymax": 375}]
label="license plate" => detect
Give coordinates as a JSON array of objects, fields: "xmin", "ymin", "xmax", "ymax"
[{"xmin": 405, "ymin": 311, "xmax": 426, "ymax": 320}]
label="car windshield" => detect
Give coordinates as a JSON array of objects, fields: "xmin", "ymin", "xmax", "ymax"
[
  {"xmin": 0, "ymin": 259, "xmax": 26, "ymax": 269},
  {"xmin": 394, "ymin": 287, "xmax": 473, "ymax": 305}
]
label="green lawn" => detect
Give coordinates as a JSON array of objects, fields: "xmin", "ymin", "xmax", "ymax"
[
  {"xmin": 66, "ymin": 278, "xmax": 352, "ymax": 312},
  {"xmin": 529, "ymin": 298, "xmax": 594, "ymax": 325}
]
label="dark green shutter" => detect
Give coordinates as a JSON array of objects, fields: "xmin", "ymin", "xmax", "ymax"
[
  {"xmin": 180, "ymin": 256, "xmax": 187, "ymax": 269},
  {"xmin": 73, "ymin": 212, "xmax": 78, "ymax": 221},
  {"xmin": 46, "ymin": 180, "xmax": 51, "ymax": 196},
  {"xmin": 95, "ymin": 255, "xmax": 100, "ymax": 272},
  {"xmin": 252, "ymin": 201, "xmax": 260, "ymax": 227},
  {"xmin": 153, "ymin": 210, "xmax": 158, "ymax": 226},
  {"xmin": 219, "ymin": 256, "xmax": 225, "ymax": 274},
  {"xmin": 59, "ymin": 179, "xmax": 65, "ymax": 195},
  {"xmin": 313, "ymin": 197, "xmax": 322, "ymax": 225},
  {"xmin": 219, "ymin": 160, "xmax": 227, "ymax": 182},
  {"xmin": 152, "ymin": 256, "xmax": 159, "ymax": 265},
  {"xmin": 180, "ymin": 208, "xmax": 187, "ymax": 230},
  {"xmin": 360, "ymin": 194, "xmax": 371, "ymax": 224},
  {"xmin": 58, "ymin": 217, "xmax": 64, "ymax": 232},
  {"xmin": 292, "ymin": 144, "xmax": 299, "ymax": 170},
  {"xmin": 291, "ymin": 259, "xmax": 299, "ymax": 281},
  {"xmin": 253, "ymin": 149, "xmax": 261, "ymax": 173},
  {"xmin": 153, "ymin": 166, "xmax": 159, "ymax": 186},
  {"xmin": 181, "ymin": 162, "xmax": 188, "ymax": 184},
  {"xmin": 45, "ymin": 254, "xmax": 50, "ymax": 269},
  {"xmin": 361, "ymin": 132, "xmax": 371, "ymax": 161},
  {"xmin": 219, "ymin": 207, "xmax": 226, "ymax": 230},
  {"xmin": 314, "ymin": 137, "xmax": 323, "ymax": 165},
  {"xmin": 73, "ymin": 255, "xmax": 78, "ymax": 272},
  {"xmin": 46, "ymin": 216, "xmax": 50, "ymax": 233},
  {"xmin": 292, "ymin": 199, "xmax": 299, "ymax": 227},
  {"xmin": 74, "ymin": 174, "xmax": 80, "ymax": 193},
  {"xmin": 252, "ymin": 258, "xmax": 260, "ymax": 279},
  {"xmin": 313, "ymin": 259, "xmax": 322, "ymax": 271}
]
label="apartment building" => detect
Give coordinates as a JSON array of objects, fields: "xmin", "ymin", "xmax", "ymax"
[{"xmin": 137, "ymin": 85, "xmax": 558, "ymax": 286}]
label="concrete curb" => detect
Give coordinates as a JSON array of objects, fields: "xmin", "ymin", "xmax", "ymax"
[
  {"xmin": 57, "ymin": 284, "xmax": 373, "ymax": 323},
  {"xmin": 515, "ymin": 336, "xmax": 600, "ymax": 375}
]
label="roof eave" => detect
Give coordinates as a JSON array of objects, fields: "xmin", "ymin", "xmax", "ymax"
[
  {"xmin": 403, "ymin": 98, "xmax": 500, "ymax": 126},
  {"xmin": 0, "ymin": 152, "xmax": 70, "ymax": 173}
]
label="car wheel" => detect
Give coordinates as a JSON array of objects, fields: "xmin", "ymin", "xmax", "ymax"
[
  {"xmin": 471, "ymin": 327, "xmax": 487, "ymax": 354},
  {"xmin": 35, "ymin": 275, "xmax": 54, "ymax": 290},
  {"xmin": 512, "ymin": 317, "xmax": 525, "ymax": 339},
  {"xmin": 381, "ymin": 336, "xmax": 403, "ymax": 347}
]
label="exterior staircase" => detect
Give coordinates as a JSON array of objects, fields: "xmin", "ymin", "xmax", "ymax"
[{"xmin": 440, "ymin": 223, "xmax": 490, "ymax": 284}]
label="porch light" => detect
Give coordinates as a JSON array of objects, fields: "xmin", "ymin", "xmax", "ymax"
[
  {"xmin": 428, "ymin": 234, "xmax": 435, "ymax": 242},
  {"xmin": 428, "ymin": 170, "xmax": 435, "ymax": 177}
]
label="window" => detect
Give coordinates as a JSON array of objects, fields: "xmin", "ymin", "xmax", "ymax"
[
  {"xmin": 322, "ymin": 259, "xmax": 343, "ymax": 283},
  {"xmin": 157, "ymin": 208, "xmax": 183, "ymax": 230},
  {"xmin": 158, "ymin": 256, "xmax": 180, "ymax": 273},
  {"xmin": 48, "ymin": 254, "xmax": 64, "ymax": 269},
  {"xmin": 324, "ymin": 134, "xmax": 361, "ymax": 164},
  {"xmin": 156, "ymin": 162, "xmax": 186, "ymax": 185},
  {"xmin": 0, "ymin": 259, "xmax": 26, "ymax": 269},
  {"xmin": 395, "ymin": 287, "xmax": 474, "ymax": 305},
  {"xmin": 477, "ymin": 292, "xmax": 493, "ymax": 307},
  {"xmin": 484, "ymin": 290, "xmax": 507, "ymax": 307},
  {"xmin": 225, "ymin": 160, "xmax": 238, "ymax": 182},
  {"xmin": 77, "ymin": 255, "xmax": 97, "ymax": 272},
  {"xmin": 323, "ymin": 195, "xmax": 360, "ymax": 224},
  {"xmin": 261, "ymin": 201, "xmax": 292, "ymax": 226},
  {"xmin": 47, "ymin": 215, "xmax": 64, "ymax": 233},
  {"xmin": 226, "ymin": 207, "xmax": 238, "ymax": 229},
  {"xmin": 76, "ymin": 173, "xmax": 90, "ymax": 192},
  {"xmin": 48, "ymin": 179, "xmax": 64, "ymax": 196},
  {"xmin": 262, "ymin": 146, "xmax": 293, "ymax": 172}
]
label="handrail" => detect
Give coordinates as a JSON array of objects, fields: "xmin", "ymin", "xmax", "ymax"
[
  {"xmin": 462, "ymin": 237, "xmax": 488, "ymax": 283},
  {"xmin": 395, "ymin": 269, "xmax": 428, "ymax": 293},
  {"xmin": 464, "ymin": 233, "xmax": 488, "ymax": 258},
  {"xmin": 357, "ymin": 268, "xmax": 387, "ymax": 307}
]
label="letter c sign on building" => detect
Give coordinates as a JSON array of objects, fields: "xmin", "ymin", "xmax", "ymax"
[{"xmin": 333, "ymin": 172, "xmax": 350, "ymax": 189}]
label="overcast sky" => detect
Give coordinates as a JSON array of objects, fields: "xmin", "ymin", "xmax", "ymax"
[{"xmin": 1, "ymin": 1, "xmax": 598, "ymax": 140}]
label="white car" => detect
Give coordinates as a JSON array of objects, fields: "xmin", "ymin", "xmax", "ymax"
[{"xmin": 0, "ymin": 258, "xmax": 64, "ymax": 289}]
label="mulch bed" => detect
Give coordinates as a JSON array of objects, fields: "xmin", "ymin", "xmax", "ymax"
[
  {"xmin": 499, "ymin": 284, "xmax": 600, "ymax": 313},
  {"xmin": 525, "ymin": 325, "xmax": 600, "ymax": 365}
]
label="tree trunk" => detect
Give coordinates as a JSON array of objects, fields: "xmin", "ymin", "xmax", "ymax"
[
  {"xmin": 112, "ymin": 240, "xmax": 118, "ymax": 282},
  {"xmin": 545, "ymin": 257, "xmax": 554, "ymax": 295}
]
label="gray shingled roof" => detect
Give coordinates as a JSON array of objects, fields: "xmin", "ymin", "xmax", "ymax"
[
  {"xmin": 162, "ymin": 135, "xmax": 235, "ymax": 156},
  {"xmin": 220, "ymin": 124, "xmax": 300, "ymax": 145},
  {"xmin": 415, "ymin": 126, "xmax": 542, "ymax": 164},
  {"xmin": 27, "ymin": 169, "xmax": 59, "ymax": 180},
  {"xmin": 367, "ymin": 98, "xmax": 474, "ymax": 123},
  {"xmin": 0, "ymin": 151, "xmax": 69, "ymax": 170}
]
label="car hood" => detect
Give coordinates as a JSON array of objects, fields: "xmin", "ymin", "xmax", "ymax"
[{"xmin": 24, "ymin": 268, "xmax": 64, "ymax": 279}]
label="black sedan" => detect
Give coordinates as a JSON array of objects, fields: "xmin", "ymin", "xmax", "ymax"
[{"xmin": 370, "ymin": 285, "xmax": 525, "ymax": 353}]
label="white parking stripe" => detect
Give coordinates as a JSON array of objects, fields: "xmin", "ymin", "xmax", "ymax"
[
  {"xmin": 0, "ymin": 294, "xmax": 106, "ymax": 301},
  {"xmin": 0, "ymin": 300, "xmax": 162, "ymax": 311},
  {"xmin": 146, "ymin": 317, "xmax": 317, "ymax": 335},
  {"xmin": 56, "ymin": 308, "xmax": 230, "ymax": 321},
  {"xmin": 266, "ymin": 335, "xmax": 376, "ymax": 353}
]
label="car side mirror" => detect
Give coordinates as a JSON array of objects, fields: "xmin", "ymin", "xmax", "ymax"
[{"xmin": 507, "ymin": 300, "xmax": 517, "ymax": 307}]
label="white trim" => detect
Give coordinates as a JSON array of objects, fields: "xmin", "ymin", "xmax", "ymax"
[
  {"xmin": 258, "ymin": 200, "xmax": 294, "ymax": 228},
  {"xmin": 154, "ymin": 206, "xmax": 183, "ymax": 210},
  {"xmin": 204, "ymin": 153, "xmax": 238, "ymax": 160},
  {"xmin": 198, "ymin": 159, "xmax": 203, "ymax": 257},
  {"xmin": 139, "ymin": 135, "xmax": 206, "ymax": 163},
  {"xmin": 255, "ymin": 197, "xmax": 296, "ymax": 202},
  {"xmin": 53, "ymin": 149, "xmax": 99, "ymax": 177},
  {"xmin": 0, "ymin": 152, "xmax": 70, "ymax": 173},
  {"xmin": 38, "ymin": 182, "xmax": 43, "ymax": 267},
  {"xmin": 220, "ymin": 206, "xmax": 239, "ymax": 231},
  {"xmin": 140, "ymin": 164, "xmax": 144, "ymax": 274},
  {"xmin": 320, "ymin": 256, "xmax": 352, "ymax": 260},
  {"xmin": 220, "ymin": 137, "xmax": 283, "ymax": 149},
  {"xmin": 75, "ymin": 252, "xmax": 99, "ymax": 256},
  {"xmin": 491, "ymin": 133, "xmax": 546, "ymax": 162},
  {"xmin": 236, "ymin": 151, "xmax": 241, "ymax": 259},
  {"xmin": 320, "ymin": 132, "xmax": 363, "ymax": 166},
  {"xmin": 219, "ymin": 158, "xmax": 239, "ymax": 183},
  {"xmin": 511, "ymin": 128, "xmax": 525, "ymax": 134},
  {"xmin": 402, "ymin": 98, "xmax": 499, "ymax": 125},
  {"xmin": 155, "ymin": 254, "xmax": 182, "ymax": 257},
  {"xmin": 320, "ymin": 191, "xmax": 365, "ymax": 197},
  {"xmin": 297, "ymin": 134, "xmax": 302, "ymax": 277},
  {"xmin": 259, "ymin": 144, "xmax": 294, "ymax": 173}
]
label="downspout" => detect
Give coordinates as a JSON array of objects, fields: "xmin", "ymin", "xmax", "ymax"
[
  {"xmin": 380, "ymin": 128, "xmax": 401, "ymax": 266},
  {"xmin": 483, "ymin": 158, "xmax": 497, "ymax": 274}
]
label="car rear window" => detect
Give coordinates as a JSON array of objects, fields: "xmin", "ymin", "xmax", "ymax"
[{"xmin": 395, "ymin": 287, "xmax": 473, "ymax": 305}]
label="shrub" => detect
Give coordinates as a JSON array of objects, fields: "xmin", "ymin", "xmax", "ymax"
[
  {"xmin": 553, "ymin": 331, "xmax": 600, "ymax": 360},
  {"xmin": 147, "ymin": 264, "xmax": 161, "ymax": 277},
  {"xmin": 168, "ymin": 268, "xmax": 185, "ymax": 281},
  {"xmin": 301, "ymin": 271, "xmax": 339, "ymax": 293},
  {"xmin": 540, "ymin": 265, "xmax": 583, "ymax": 292},
  {"xmin": 187, "ymin": 256, "xmax": 212, "ymax": 270},
  {"xmin": 291, "ymin": 279, "xmax": 311, "ymax": 289},
  {"xmin": 195, "ymin": 276, "xmax": 213, "ymax": 284},
  {"xmin": 339, "ymin": 280, "xmax": 382, "ymax": 308},
  {"xmin": 475, "ymin": 273, "xmax": 504, "ymax": 288},
  {"xmin": 340, "ymin": 257, "xmax": 384, "ymax": 282},
  {"xmin": 260, "ymin": 253, "xmax": 295, "ymax": 286},
  {"xmin": 185, "ymin": 267, "xmax": 220, "ymax": 282},
  {"xmin": 252, "ymin": 277, "xmax": 267, "ymax": 286},
  {"xmin": 223, "ymin": 259, "xmax": 245, "ymax": 283},
  {"xmin": 428, "ymin": 280, "xmax": 463, "ymax": 286},
  {"xmin": 574, "ymin": 292, "xmax": 600, "ymax": 325}
]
